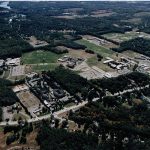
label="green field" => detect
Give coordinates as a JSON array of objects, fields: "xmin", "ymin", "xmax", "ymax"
[
  {"xmin": 22, "ymin": 50, "xmax": 62, "ymax": 64},
  {"xmin": 76, "ymin": 39, "xmax": 114, "ymax": 57},
  {"xmin": 32, "ymin": 64, "xmax": 59, "ymax": 72}
]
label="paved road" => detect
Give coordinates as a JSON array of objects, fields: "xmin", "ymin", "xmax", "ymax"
[
  {"xmin": 0, "ymin": 101, "xmax": 88, "ymax": 126},
  {"xmin": 0, "ymin": 85, "xmax": 149, "ymax": 126},
  {"xmin": 113, "ymin": 85, "xmax": 149, "ymax": 96}
]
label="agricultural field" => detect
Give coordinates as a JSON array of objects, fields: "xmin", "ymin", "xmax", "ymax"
[
  {"xmin": 21, "ymin": 50, "xmax": 62, "ymax": 64},
  {"xmin": 102, "ymin": 31, "xmax": 150, "ymax": 43}
]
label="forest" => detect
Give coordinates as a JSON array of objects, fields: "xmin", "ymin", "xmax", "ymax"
[
  {"xmin": 46, "ymin": 66, "xmax": 91, "ymax": 96},
  {"xmin": 69, "ymin": 94, "xmax": 150, "ymax": 150},
  {"xmin": 0, "ymin": 79, "xmax": 18, "ymax": 107},
  {"xmin": 114, "ymin": 38, "xmax": 150, "ymax": 57},
  {"xmin": 36, "ymin": 123, "xmax": 99, "ymax": 150},
  {"xmin": 92, "ymin": 72, "xmax": 150, "ymax": 94}
]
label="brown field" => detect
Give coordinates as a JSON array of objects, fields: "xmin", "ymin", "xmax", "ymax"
[
  {"xmin": 67, "ymin": 47, "xmax": 95, "ymax": 59},
  {"xmin": 17, "ymin": 91, "xmax": 40, "ymax": 109},
  {"xmin": 17, "ymin": 91, "xmax": 41, "ymax": 117},
  {"xmin": 91, "ymin": 10, "xmax": 115, "ymax": 17}
]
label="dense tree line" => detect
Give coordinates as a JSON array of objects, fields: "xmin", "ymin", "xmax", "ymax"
[
  {"xmin": 36, "ymin": 124, "xmax": 99, "ymax": 150},
  {"xmin": 46, "ymin": 66, "xmax": 90, "ymax": 95},
  {"xmin": 0, "ymin": 79, "xmax": 18, "ymax": 106},
  {"xmin": 92, "ymin": 72, "xmax": 150, "ymax": 94},
  {"xmin": 0, "ymin": 37, "xmax": 33, "ymax": 58},
  {"xmin": 113, "ymin": 37, "xmax": 150, "ymax": 57}
]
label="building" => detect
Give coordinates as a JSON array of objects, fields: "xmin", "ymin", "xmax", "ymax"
[{"xmin": 6, "ymin": 58, "xmax": 20, "ymax": 66}]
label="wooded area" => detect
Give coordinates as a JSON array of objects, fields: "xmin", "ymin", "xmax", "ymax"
[
  {"xmin": 0, "ymin": 79, "xmax": 18, "ymax": 106},
  {"xmin": 114, "ymin": 38, "xmax": 150, "ymax": 56}
]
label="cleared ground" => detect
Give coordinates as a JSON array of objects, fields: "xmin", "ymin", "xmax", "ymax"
[
  {"xmin": 102, "ymin": 31, "xmax": 150, "ymax": 43},
  {"xmin": 67, "ymin": 47, "xmax": 94, "ymax": 59},
  {"xmin": 27, "ymin": 36, "xmax": 49, "ymax": 48},
  {"xmin": 121, "ymin": 50, "xmax": 142, "ymax": 58},
  {"xmin": 87, "ymin": 56, "xmax": 114, "ymax": 72},
  {"xmin": 82, "ymin": 35, "xmax": 118, "ymax": 49},
  {"xmin": 17, "ymin": 91, "xmax": 42, "ymax": 117}
]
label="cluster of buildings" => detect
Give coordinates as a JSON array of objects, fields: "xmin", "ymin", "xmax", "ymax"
[
  {"xmin": 103, "ymin": 57, "xmax": 136, "ymax": 70},
  {"xmin": 137, "ymin": 64, "xmax": 150, "ymax": 75},
  {"xmin": 58, "ymin": 55, "xmax": 84, "ymax": 69},
  {"xmin": 26, "ymin": 72, "xmax": 71, "ymax": 112},
  {"xmin": 135, "ymin": 55, "xmax": 150, "ymax": 75},
  {"xmin": 0, "ymin": 58, "xmax": 21, "ymax": 73}
]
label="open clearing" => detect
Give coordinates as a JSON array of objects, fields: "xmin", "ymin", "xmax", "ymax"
[
  {"xmin": 102, "ymin": 31, "xmax": 150, "ymax": 43},
  {"xmin": 121, "ymin": 50, "xmax": 142, "ymax": 58},
  {"xmin": 26, "ymin": 36, "xmax": 49, "ymax": 48},
  {"xmin": 76, "ymin": 39, "xmax": 114, "ymax": 57},
  {"xmin": 22, "ymin": 50, "xmax": 62, "ymax": 64},
  {"xmin": 82, "ymin": 35, "xmax": 118, "ymax": 49},
  {"xmin": 17, "ymin": 91, "xmax": 42, "ymax": 117},
  {"xmin": 67, "ymin": 47, "xmax": 94, "ymax": 59},
  {"xmin": 31, "ymin": 63, "xmax": 59, "ymax": 72},
  {"xmin": 90, "ymin": 10, "xmax": 115, "ymax": 17},
  {"xmin": 87, "ymin": 56, "xmax": 115, "ymax": 72}
]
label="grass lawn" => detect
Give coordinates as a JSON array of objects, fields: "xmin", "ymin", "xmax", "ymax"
[
  {"xmin": 22, "ymin": 50, "xmax": 62, "ymax": 64},
  {"xmin": 32, "ymin": 64, "xmax": 59, "ymax": 72},
  {"xmin": 76, "ymin": 39, "xmax": 114, "ymax": 57}
]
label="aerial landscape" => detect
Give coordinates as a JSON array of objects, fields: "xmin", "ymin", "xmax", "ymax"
[{"xmin": 0, "ymin": 1, "xmax": 150, "ymax": 149}]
